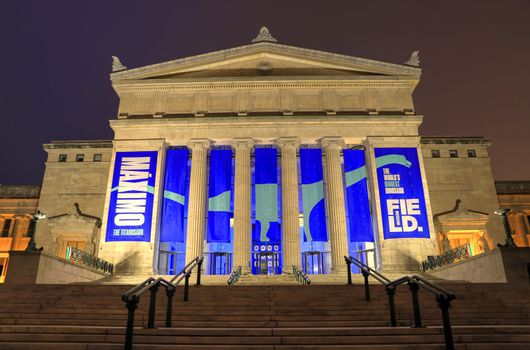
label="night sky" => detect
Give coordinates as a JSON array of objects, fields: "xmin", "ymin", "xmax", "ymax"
[{"xmin": 1, "ymin": 1, "xmax": 529, "ymax": 185}]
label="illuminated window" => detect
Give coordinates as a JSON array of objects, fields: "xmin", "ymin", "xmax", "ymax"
[
  {"xmin": 58, "ymin": 154, "xmax": 67, "ymax": 162},
  {"xmin": 449, "ymin": 150, "xmax": 458, "ymax": 158},
  {"xmin": 93, "ymin": 154, "xmax": 102, "ymax": 162},
  {"xmin": 467, "ymin": 150, "xmax": 476, "ymax": 158},
  {"xmin": 0, "ymin": 254, "xmax": 8, "ymax": 284},
  {"xmin": 431, "ymin": 150, "xmax": 440, "ymax": 158},
  {"xmin": 1, "ymin": 219, "xmax": 11, "ymax": 237},
  {"xmin": 76, "ymin": 154, "xmax": 84, "ymax": 162}
]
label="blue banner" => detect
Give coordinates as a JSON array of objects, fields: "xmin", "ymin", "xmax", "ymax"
[
  {"xmin": 300, "ymin": 148, "xmax": 328, "ymax": 242},
  {"xmin": 207, "ymin": 149, "xmax": 232, "ymax": 243},
  {"xmin": 106, "ymin": 151, "xmax": 158, "ymax": 242},
  {"xmin": 253, "ymin": 148, "xmax": 280, "ymax": 243},
  {"xmin": 343, "ymin": 149, "xmax": 374, "ymax": 242},
  {"xmin": 160, "ymin": 149, "xmax": 189, "ymax": 243},
  {"xmin": 374, "ymin": 148, "xmax": 430, "ymax": 239}
]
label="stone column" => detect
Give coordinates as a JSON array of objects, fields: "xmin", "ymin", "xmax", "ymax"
[
  {"xmin": 277, "ymin": 137, "xmax": 301, "ymax": 272},
  {"xmin": 185, "ymin": 139, "xmax": 211, "ymax": 264},
  {"xmin": 9, "ymin": 216, "xmax": 22, "ymax": 251},
  {"xmin": 320, "ymin": 137, "xmax": 349, "ymax": 274},
  {"xmin": 515, "ymin": 213, "xmax": 529, "ymax": 247},
  {"xmin": 231, "ymin": 138, "xmax": 254, "ymax": 273}
]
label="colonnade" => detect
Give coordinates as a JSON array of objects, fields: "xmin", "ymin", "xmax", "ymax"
[{"xmin": 183, "ymin": 137, "xmax": 351, "ymax": 274}]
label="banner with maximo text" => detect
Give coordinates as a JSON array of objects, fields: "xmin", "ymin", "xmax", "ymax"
[
  {"xmin": 106, "ymin": 151, "xmax": 158, "ymax": 242},
  {"xmin": 374, "ymin": 147, "xmax": 430, "ymax": 239}
]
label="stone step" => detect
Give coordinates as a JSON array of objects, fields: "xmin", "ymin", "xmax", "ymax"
[
  {"xmin": 0, "ymin": 283, "xmax": 528, "ymax": 349},
  {"xmin": 1, "ymin": 331, "xmax": 530, "ymax": 346}
]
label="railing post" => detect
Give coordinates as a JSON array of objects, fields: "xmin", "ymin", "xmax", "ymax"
[
  {"xmin": 183, "ymin": 273, "xmax": 190, "ymax": 302},
  {"xmin": 386, "ymin": 287, "xmax": 397, "ymax": 327},
  {"xmin": 345, "ymin": 257, "xmax": 352, "ymax": 285},
  {"xmin": 165, "ymin": 287, "xmax": 175, "ymax": 328},
  {"xmin": 437, "ymin": 295, "xmax": 454, "ymax": 350},
  {"xmin": 408, "ymin": 280, "xmax": 422, "ymax": 328},
  {"xmin": 124, "ymin": 296, "xmax": 139, "ymax": 350},
  {"xmin": 362, "ymin": 269, "xmax": 370, "ymax": 301},
  {"xmin": 197, "ymin": 259, "xmax": 202, "ymax": 286},
  {"xmin": 147, "ymin": 283, "xmax": 159, "ymax": 329}
]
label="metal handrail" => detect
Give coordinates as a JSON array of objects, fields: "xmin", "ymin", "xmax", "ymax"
[
  {"xmin": 344, "ymin": 255, "xmax": 456, "ymax": 350},
  {"xmin": 121, "ymin": 256, "xmax": 204, "ymax": 350},
  {"xmin": 292, "ymin": 265, "xmax": 311, "ymax": 285},
  {"xmin": 65, "ymin": 246, "xmax": 114, "ymax": 274},
  {"xmin": 227, "ymin": 266, "xmax": 242, "ymax": 286}
]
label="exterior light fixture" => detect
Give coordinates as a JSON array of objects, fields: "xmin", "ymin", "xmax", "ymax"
[{"xmin": 26, "ymin": 210, "xmax": 46, "ymax": 251}]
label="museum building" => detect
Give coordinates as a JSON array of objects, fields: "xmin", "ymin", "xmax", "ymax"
[{"xmin": 31, "ymin": 28, "xmax": 512, "ymax": 278}]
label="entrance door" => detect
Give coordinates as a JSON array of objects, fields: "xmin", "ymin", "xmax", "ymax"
[
  {"xmin": 209, "ymin": 252, "xmax": 231, "ymax": 275},
  {"xmin": 302, "ymin": 251, "xmax": 324, "ymax": 274},
  {"xmin": 257, "ymin": 252, "xmax": 280, "ymax": 275}
]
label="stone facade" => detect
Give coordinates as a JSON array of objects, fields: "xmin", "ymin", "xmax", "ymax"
[
  {"xmin": 31, "ymin": 30, "xmax": 511, "ymax": 277},
  {"xmin": 35, "ymin": 141, "xmax": 112, "ymax": 258}
]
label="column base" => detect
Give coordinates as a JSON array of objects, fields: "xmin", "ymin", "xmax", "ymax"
[
  {"xmin": 330, "ymin": 264, "xmax": 348, "ymax": 275},
  {"xmin": 240, "ymin": 265, "xmax": 251, "ymax": 275}
]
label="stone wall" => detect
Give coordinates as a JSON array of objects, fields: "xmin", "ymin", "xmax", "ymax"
[
  {"xmin": 426, "ymin": 247, "xmax": 530, "ymax": 284},
  {"xmin": 5, "ymin": 250, "xmax": 108, "ymax": 284},
  {"xmin": 421, "ymin": 137, "xmax": 505, "ymax": 245},
  {"xmin": 35, "ymin": 141, "xmax": 112, "ymax": 254}
]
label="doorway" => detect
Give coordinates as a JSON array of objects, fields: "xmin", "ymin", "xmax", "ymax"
[
  {"xmin": 209, "ymin": 252, "xmax": 231, "ymax": 275},
  {"xmin": 254, "ymin": 252, "xmax": 280, "ymax": 275},
  {"xmin": 302, "ymin": 251, "xmax": 325, "ymax": 274}
]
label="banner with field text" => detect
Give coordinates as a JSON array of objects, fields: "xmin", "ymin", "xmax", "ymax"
[
  {"xmin": 300, "ymin": 148, "xmax": 328, "ymax": 242},
  {"xmin": 106, "ymin": 151, "xmax": 158, "ymax": 242},
  {"xmin": 374, "ymin": 147, "xmax": 430, "ymax": 239},
  {"xmin": 160, "ymin": 148, "xmax": 189, "ymax": 243}
]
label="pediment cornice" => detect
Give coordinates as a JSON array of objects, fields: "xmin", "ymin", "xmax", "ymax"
[
  {"xmin": 110, "ymin": 42, "xmax": 421, "ymax": 82},
  {"xmin": 112, "ymin": 78, "xmax": 417, "ymax": 94}
]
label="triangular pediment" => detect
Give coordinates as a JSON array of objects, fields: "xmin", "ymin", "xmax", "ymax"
[
  {"xmin": 434, "ymin": 200, "xmax": 489, "ymax": 225},
  {"xmin": 111, "ymin": 42, "xmax": 421, "ymax": 82}
]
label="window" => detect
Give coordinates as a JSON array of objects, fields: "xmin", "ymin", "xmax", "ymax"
[
  {"xmin": 58, "ymin": 154, "xmax": 67, "ymax": 162},
  {"xmin": 62, "ymin": 240, "xmax": 86, "ymax": 259},
  {"xmin": 93, "ymin": 153, "xmax": 102, "ymax": 162},
  {"xmin": 76, "ymin": 154, "xmax": 84, "ymax": 162},
  {"xmin": 431, "ymin": 150, "xmax": 440, "ymax": 158},
  {"xmin": 449, "ymin": 150, "xmax": 458, "ymax": 158},
  {"xmin": 1, "ymin": 219, "xmax": 11, "ymax": 237},
  {"xmin": 467, "ymin": 150, "xmax": 476, "ymax": 158}
]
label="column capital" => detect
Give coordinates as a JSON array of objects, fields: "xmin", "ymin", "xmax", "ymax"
[
  {"xmin": 276, "ymin": 137, "xmax": 301, "ymax": 149},
  {"xmin": 231, "ymin": 138, "xmax": 255, "ymax": 150},
  {"xmin": 187, "ymin": 138, "xmax": 211, "ymax": 150},
  {"xmin": 319, "ymin": 137, "xmax": 345, "ymax": 149}
]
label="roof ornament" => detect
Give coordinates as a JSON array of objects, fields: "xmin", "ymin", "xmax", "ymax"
[
  {"xmin": 252, "ymin": 26, "xmax": 278, "ymax": 43},
  {"xmin": 111, "ymin": 56, "xmax": 127, "ymax": 72},
  {"xmin": 405, "ymin": 50, "xmax": 420, "ymax": 67}
]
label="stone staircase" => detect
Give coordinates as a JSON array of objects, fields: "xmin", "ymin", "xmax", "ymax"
[{"xmin": 0, "ymin": 282, "xmax": 529, "ymax": 349}]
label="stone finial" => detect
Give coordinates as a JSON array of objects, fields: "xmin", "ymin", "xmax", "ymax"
[
  {"xmin": 112, "ymin": 56, "xmax": 127, "ymax": 72},
  {"xmin": 252, "ymin": 26, "xmax": 278, "ymax": 43},
  {"xmin": 405, "ymin": 50, "xmax": 420, "ymax": 67}
]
